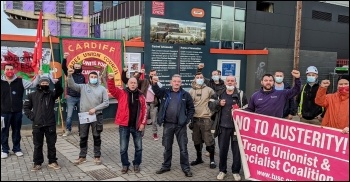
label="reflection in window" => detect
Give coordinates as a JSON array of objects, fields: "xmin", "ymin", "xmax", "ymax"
[
  {"xmin": 211, "ymin": 5, "xmax": 222, "ymax": 19},
  {"xmin": 221, "ymin": 20, "xmax": 233, "ymax": 41},
  {"xmin": 210, "ymin": 18, "xmax": 221, "ymax": 41},
  {"xmin": 235, "ymin": 9, "xmax": 245, "ymax": 21},
  {"xmin": 94, "ymin": 1, "xmax": 102, "ymax": 13},
  {"xmin": 234, "ymin": 21, "xmax": 245, "ymax": 42},
  {"xmin": 222, "ymin": 6, "xmax": 234, "ymax": 20}
]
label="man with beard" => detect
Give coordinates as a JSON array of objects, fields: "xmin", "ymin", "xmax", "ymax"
[{"xmin": 245, "ymin": 70, "xmax": 301, "ymax": 118}]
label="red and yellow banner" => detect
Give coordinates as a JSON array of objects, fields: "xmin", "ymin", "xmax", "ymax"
[{"xmin": 60, "ymin": 38, "xmax": 123, "ymax": 89}]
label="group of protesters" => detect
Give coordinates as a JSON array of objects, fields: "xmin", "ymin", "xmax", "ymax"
[{"xmin": 1, "ymin": 53, "xmax": 348, "ymax": 180}]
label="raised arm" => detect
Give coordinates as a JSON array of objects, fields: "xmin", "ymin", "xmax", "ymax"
[
  {"xmin": 285, "ymin": 70, "xmax": 301, "ymax": 99},
  {"xmin": 53, "ymin": 79, "xmax": 64, "ymax": 100},
  {"xmin": 121, "ymin": 68, "xmax": 129, "ymax": 85},
  {"xmin": 67, "ymin": 68, "xmax": 82, "ymax": 92},
  {"xmin": 315, "ymin": 80, "xmax": 330, "ymax": 108},
  {"xmin": 107, "ymin": 74, "xmax": 123, "ymax": 99},
  {"xmin": 23, "ymin": 94, "xmax": 35, "ymax": 121},
  {"xmin": 22, "ymin": 70, "xmax": 42, "ymax": 89},
  {"xmin": 62, "ymin": 52, "xmax": 69, "ymax": 76},
  {"xmin": 94, "ymin": 88, "xmax": 109, "ymax": 111},
  {"xmin": 151, "ymin": 76, "xmax": 166, "ymax": 99}
]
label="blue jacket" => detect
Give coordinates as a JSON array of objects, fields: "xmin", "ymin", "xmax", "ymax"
[
  {"xmin": 152, "ymin": 84, "xmax": 195, "ymax": 127},
  {"xmin": 245, "ymin": 78, "xmax": 301, "ymax": 118}
]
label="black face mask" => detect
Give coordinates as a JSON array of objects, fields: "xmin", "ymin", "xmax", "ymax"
[
  {"xmin": 40, "ymin": 85, "xmax": 50, "ymax": 91},
  {"xmin": 74, "ymin": 68, "xmax": 82, "ymax": 74}
]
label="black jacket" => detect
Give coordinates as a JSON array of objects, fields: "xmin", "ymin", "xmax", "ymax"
[
  {"xmin": 152, "ymin": 84, "xmax": 195, "ymax": 127},
  {"xmin": 23, "ymin": 81, "xmax": 63, "ymax": 128},
  {"xmin": 280, "ymin": 82, "xmax": 297, "ymax": 118},
  {"xmin": 209, "ymin": 88, "xmax": 248, "ymax": 138},
  {"xmin": 1, "ymin": 77, "xmax": 25, "ymax": 113},
  {"xmin": 62, "ymin": 58, "xmax": 85, "ymax": 97},
  {"xmin": 296, "ymin": 82, "xmax": 324, "ymax": 120},
  {"xmin": 197, "ymin": 67, "xmax": 226, "ymax": 94}
]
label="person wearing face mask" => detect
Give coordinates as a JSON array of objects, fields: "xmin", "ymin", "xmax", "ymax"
[
  {"xmin": 209, "ymin": 76, "xmax": 248, "ymax": 181},
  {"xmin": 274, "ymin": 71, "xmax": 297, "ymax": 120},
  {"xmin": 1, "ymin": 64, "xmax": 41, "ymax": 159},
  {"xmin": 62, "ymin": 52, "xmax": 86, "ymax": 136},
  {"xmin": 197, "ymin": 64, "xmax": 226, "ymax": 95},
  {"xmin": 67, "ymin": 68, "xmax": 109, "ymax": 166},
  {"xmin": 107, "ymin": 74, "xmax": 147, "ymax": 174},
  {"xmin": 23, "ymin": 76, "xmax": 63, "ymax": 171},
  {"xmin": 245, "ymin": 70, "xmax": 301, "ymax": 118},
  {"xmin": 296, "ymin": 66, "xmax": 324, "ymax": 125},
  {"xmin": 188, "ymin": 72, "xmax": 217, "ymax": 169},
  {"xmin": 315, "ymin": 75, "xmax": 349, "ymax": 131}
]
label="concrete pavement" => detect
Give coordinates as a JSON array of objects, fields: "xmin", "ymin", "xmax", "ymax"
[{"xmin": 1, "ymin": 122, "xmax": 246, "ymax": 181}]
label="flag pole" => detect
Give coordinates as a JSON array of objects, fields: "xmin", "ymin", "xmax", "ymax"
[{"xmin": 49, "ymin": 32, "xmax": 65, "ymax": 133}]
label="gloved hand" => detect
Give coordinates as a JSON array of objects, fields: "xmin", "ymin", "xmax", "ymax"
[{"xmin": 188, "ymin": 122, "xmax": 194, "ymax": 130}]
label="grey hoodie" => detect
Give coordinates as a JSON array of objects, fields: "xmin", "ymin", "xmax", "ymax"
[{"xmin": 67, "ymin": 74, "xmax": 109, "ymax": 114}]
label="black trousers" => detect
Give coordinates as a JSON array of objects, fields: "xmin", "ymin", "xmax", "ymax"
[
  {"xmin": 161, "ymin": 123, "xmax": 190, "ymax": 172},
  {"xmin": 218, "ymin": 126, "xmax": 241, "ymax": 173},
  {"xmin": 32, "ymin": 125, "xmax": 57, "ymax": 165}
]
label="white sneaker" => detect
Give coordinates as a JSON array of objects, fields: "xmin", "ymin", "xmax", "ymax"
[
  {"xmin": 217, "ymin": 172, "xmax": 226, "ymax": 180},
  {"xmin": 1, "ymin": 152, "xmax": 9, "ymax": 159},
  {"xmin": 233, "ymin": 173, "xmax": 241, "ymax": 181},
  {"xmin": 63, "ymin": 131, "xmax": 71, "ymax": 137},
  {"xmin": 15, "ymin": 151, "xmax": 23, "ymax": 157}
]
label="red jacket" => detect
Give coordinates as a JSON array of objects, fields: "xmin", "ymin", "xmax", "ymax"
[{"xmin": 107, "ymin": 79, "xmax": 147, "ymax": 129}]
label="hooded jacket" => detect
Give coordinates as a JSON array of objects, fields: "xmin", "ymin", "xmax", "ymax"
[
  {"xmin": 188, "ymin": 81, "xmax": 215, "ymax": 119},
  {"xmin": 67, "ymin": 74, "xmax": 109, "ymax": 114},
  {"xmin": 315, "ymin": 87, "xmax": 349, "ymax": 129},
  {"xmin": 107, "ymin": 79, "xmax": 147, "ymax": 129},
  {"xmin": 23, "ymin": 81, "xmax": 63, "ymax": 128},
  {"xmin": 1, "ymin": 74, "xmax": 39, "ymax": 113},
  {"xmin": 152, "ymin": 83, "xmax": 195, "ymax": 127}
]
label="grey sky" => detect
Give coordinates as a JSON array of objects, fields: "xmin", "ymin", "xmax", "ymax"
[{"xmin": 1, "ymin": 2, "xmax": 36, "ymax": 36}]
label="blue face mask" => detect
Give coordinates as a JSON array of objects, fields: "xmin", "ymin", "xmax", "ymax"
[
  {"xmin": 212, "ymin": 75, "xmax": 220, "ymax": 81},
  {"xmin": 196, "ymin": 79, "xmax": 204, "ymax": 85},
  {"xmin": 307, "ymin": 76, "xmax": 316, "ymax": 83},
  {"xmin": 275, "ymin": 77, "xmax": 284, "ymax": 83},
  {"xmin": 90, "ymin": 78, "xmax": 98, "ymax": 84}
]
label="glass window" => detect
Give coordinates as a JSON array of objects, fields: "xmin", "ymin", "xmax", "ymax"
[
  {"xmin": 235, "ymin": 1, "xmax": 246, "ymax": 9},
  {"xmin": 116, "ymin": 29, "xmax": 122, "ymax": 39},
  {"xmin": 210, "ymin": 18, "xmax": 221, "ymax": 41},
  {"xmin": 126, "ymin": 18, "xmax": 130, "ymax": 27},
  {"xmin": 221, "ymin": 20, "xmax": 233, "ymax": 41},
  {"xmin": 94, "ymin": 1, "xmax": 102, "ymax": 13},
  {"xmin": 116, "ymin": 20, "xmax": 121, "ymax": 29},
  {"xmin": 120, "ymin": 18, "xmax": 126, "ymax": 28},
  {"xmin": 235, "ymin": 8, "xmax": 245, "ymax": 21},
  {"xmin": 135, "ymin": 25, "xmax": 141, "ymax": 37},
  {"xmin": 234, "ymin": 21, "xmax": 245, "ymax": 42},
  {"xmin": 113, "ymin": 21, "xmax": 117, "ymax": 29},
  {"xmin": 211, "ymin": 5, "xmax": 221, "ymax": 19},
  {"xmin": 129, "ymin": 16, "xmax": 137, "ymax": 27},
  {"xmin": 222, "ymin": 6, "xmax": 234, "ymax": 21}
]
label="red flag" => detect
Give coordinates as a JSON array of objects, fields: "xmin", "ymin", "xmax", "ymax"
[
  {"xmin": 140, "ymin": 64, "xmax": 145, "ymax": 80},
  {"xmin": 32, "ymin": 10, "xmax": 43, "ymax": 74}
]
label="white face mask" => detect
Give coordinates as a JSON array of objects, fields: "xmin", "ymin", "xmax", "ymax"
[
  {"xmin": 196, "ymin": 79, "xmax": 204, "ymax": 85},
  {"xmin": 226, "ymin": 85, "xmax": 235, "ymax": 91}
]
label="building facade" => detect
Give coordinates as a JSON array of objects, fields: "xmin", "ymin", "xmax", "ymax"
[{"xmin": 3, "ymin": 1, "xmax": 90, "ymax": 37}]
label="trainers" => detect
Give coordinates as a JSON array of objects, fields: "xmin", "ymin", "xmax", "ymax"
[
  {"xmin": 31, "ymin": 165, "xmax": 42, "ymax": 171},
  {"xmin": 210, "ymin": 161, "xmax": 217, "ymax": 169},
  {"xmin": 1, "ymin": 152, "xmax": 9, "ymax": 159},
  {"xmin": 153, "ymin": 133, "xmax": 159, "ymax": 141},
  {"xmin": 217, "ymin": 172, "xmax": 226, "ymax": 180},
  {"xmin": 15, "ymin": 151, "xmax": 23, "ymax": 157},
  {"xmin": 73, "ymin": 157, "xmax": 87, "ymax": 165},
  {"xmin": 48, "ymin": 162, "xmax": 61, "ymax": 170},
  {"xmin": 233, "ymin": 173, "xmax": 241, "ymax": 181},
  {"xmin": 94, "ymin": 157, "xmax": 102, "ymax": 165},
  {"xmin": 62, "ymin": 130, "xmax": 71, "ymax": 137}
]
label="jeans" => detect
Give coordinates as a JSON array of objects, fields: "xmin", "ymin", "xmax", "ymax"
[
  {"xmin": 1, "ymin": 112, "xmax": 22, "ymax": 154},
  {"xmin": 119, "ymin": 126, "xmax": 143, "ymax": 167},
  {"xmin": 66, "ymin": 96, "xmax": 80, "ymax": 132},
  {"xmin": 218, "ymin": 126, "xmax": 241, "ymax": 173},
  {"xmin": 79, "ymin": 114, "xmax": 103, "ymax": 158},
  {"xmin": 32, "ymin": 125, "xmax": 57, "ymax": 165},
  {"xmin": 146, "ymin": 103, "xmax": 158, "ymax": 134},
  {"xmin": 161, "ymin": 123, "xmax": 190, "ymax": 172}
]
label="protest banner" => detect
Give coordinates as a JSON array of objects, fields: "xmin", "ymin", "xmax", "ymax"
[
  {"xmin": 233, "ymin": 110, "xmax": 349, "ymax": 181},
  {"xmin": 60, "ymin": 37, "xmax": 123, "ymax": 92}
]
